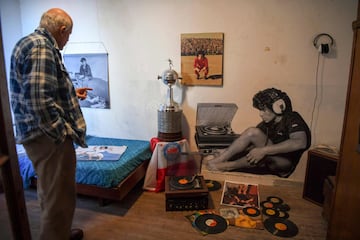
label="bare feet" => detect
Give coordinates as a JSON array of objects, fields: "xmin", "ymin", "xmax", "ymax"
[
  {"xmin": 207, "ymin": 161, "xmax": 219, "ymax": 171},
  {"xmin": 207, "ymin": 155, "xmax": 225, "ymax": 164},
  {"xmin": 207, "ymin": 161, "xmax": 230, "ymax": 171}
]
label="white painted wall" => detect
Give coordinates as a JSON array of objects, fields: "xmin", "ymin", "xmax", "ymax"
[{"xmin": 1, "ymin": 0, "xmax": 357, "ymax": 182}]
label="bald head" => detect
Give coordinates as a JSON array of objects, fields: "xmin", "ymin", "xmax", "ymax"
[
  {"xmin": 39, "ymin": 8, "xmax": 73, "ymax": 33},
  {"xmin": 39, "ymin": 8, "xmax": 73, "ymax": 49}
]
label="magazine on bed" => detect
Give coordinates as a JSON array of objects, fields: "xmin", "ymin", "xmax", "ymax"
[
  {"xmin": 75, "ymin": 145, "xmax": 127, "ymax": 161},
  {"xmin": 219, "ymin": 181, "xmax": 263, "ymax": 229}
]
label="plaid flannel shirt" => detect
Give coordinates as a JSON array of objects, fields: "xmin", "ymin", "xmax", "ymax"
[{"xmin": 10, "ymin": 27, "xmax": 87, "ymax": 147}]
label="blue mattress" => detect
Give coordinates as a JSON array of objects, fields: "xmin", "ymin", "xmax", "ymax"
[{"xmin": 17, "ymin": 136, "xmax": 152, "ymax": 189}]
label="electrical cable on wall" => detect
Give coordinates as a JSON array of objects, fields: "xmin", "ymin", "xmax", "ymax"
[
  {"xmin": 310, "ymin": 33, "xmax": 334, "ymax": 145},
  {"xmin": 310, "ymin": 52, "xmax": 321, "ymax": 132}
]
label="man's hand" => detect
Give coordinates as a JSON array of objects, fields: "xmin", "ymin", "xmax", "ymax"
[
  {"xmin": 246, "ymin": 147, "xmax": 266, "ymax": 165},
  {"xmin": 76, "ymin": 87, "xmax": 93, "ymax": 100}
]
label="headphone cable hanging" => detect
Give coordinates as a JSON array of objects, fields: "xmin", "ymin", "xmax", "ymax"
[{"xmin": 310, "ymin": 52, "xmax": 321, "ymax": 132}]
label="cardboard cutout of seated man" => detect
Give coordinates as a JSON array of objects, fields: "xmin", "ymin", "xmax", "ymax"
[{"xmin": 207, "ymin": 88, "xmax": 311, "ymax": 178}]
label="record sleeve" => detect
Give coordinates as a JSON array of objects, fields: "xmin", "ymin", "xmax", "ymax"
[
  {"xmin": 220, "ymin": 181, "xmax": 260, "ymax": 208},
  {"xmin": 219, "ymin": 206, "xmax": 264, "ymax": 230}
]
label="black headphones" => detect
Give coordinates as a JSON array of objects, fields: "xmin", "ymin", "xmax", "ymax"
[
  {"xmin": 313, "ymin": 33, "xmax": 334, "ymax": 54},
  {"xmin": 268, "ymin": 90, "xmax": 287, "ymax": 115},
  {"xmin": 253, "ymin": 88, "xmax": 291, "ymax": 115}
]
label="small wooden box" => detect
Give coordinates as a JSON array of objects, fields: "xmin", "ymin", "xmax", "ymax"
[{"xmin": 303, "ymin": 149, "xmax": 338, "ymax": 205}]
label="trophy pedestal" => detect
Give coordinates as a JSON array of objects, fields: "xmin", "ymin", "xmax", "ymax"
[{"xmin": 157, "ymin": 110, "xmax": 182, "ymax": 142}]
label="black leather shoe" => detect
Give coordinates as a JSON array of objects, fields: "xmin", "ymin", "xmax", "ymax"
[{"xmin": 70, "ymin": 228, "xmax": 84, "ymax": 240}]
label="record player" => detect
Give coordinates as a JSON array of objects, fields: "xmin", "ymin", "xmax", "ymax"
[
  {"xmin": 165, "ymin": 152, "xmax": 209, "ymax": 211},
  {"xmin": 195, "ymin": 103, "xmax": 240, "ymax": 153},
  {"xmin": 165, "ymin": 175, "xmax": 209, "ymax": 211}
]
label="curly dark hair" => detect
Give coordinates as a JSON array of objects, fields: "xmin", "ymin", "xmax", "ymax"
[{"xmin": 252, "ymin": 88, "xmax": 292, "ymax": 114}]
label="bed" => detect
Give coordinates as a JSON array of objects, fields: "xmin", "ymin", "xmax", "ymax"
[{"xmin": 17, "ymin": 135, "xmax": 152, "ymax": 203}]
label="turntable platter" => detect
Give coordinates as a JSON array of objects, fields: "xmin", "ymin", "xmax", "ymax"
[
  {"xmin": 202, "ymin": 126, "xmax": 228, "ymax": 135},
  {"xmin": 169, "ymin": 176, "xmax": 195, "ymax": 190}
]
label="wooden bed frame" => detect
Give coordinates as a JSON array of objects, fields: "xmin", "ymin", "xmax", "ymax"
[{"xmin": 31, "ymin": 159, "xmax": 150, "ymax": 205}]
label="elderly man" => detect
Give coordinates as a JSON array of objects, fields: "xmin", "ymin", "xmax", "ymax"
[{"xmin": 10, "ymin": 8, "xmax": 91, "ymax": 240}]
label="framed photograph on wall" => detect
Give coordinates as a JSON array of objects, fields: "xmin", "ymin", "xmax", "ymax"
[
  {"xmin": 63, "ymin": 42, "xmax": 110, "ymax": 109},
  {"xmin": 181, "ymin": 32, "xmax": 224, "ymax": 86}
]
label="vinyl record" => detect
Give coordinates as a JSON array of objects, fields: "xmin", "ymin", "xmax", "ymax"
[
  {"xmin": 203, "ymin": 126, "xmax": 227, "ymax": 135},
  {"xmin": 277, "ymin": 203, "xmax": 291, "ymax": 212},
  {"xmin": 267, "ymin": 196, "xmax": 283, "ymax": 205},
  {"xmin": 261, "ymin": 201, "xmax": 275, "ymax": 209},
  {"xmin": 277, "ymin": 210, "xmax": 290, "ymax": 219},
  {"xmin": 169, "ymin": 176, "xmax": 194, "ymax": 190},
  {"xmin": 264, "ymin": 218, "xmax": 298, "ymax": 237},
  {"xmin": 262, "ymin": 208, "xmax": 280, "ymax": 217},
  {"xmin": 194, "ymin": 214, "xmax": 228, "ymax": 234},
  {"xmin": 205, "ymin": 179, "xmax": 222, "ymax": 191},
  {"xmin": 243, "ymin": 207, "xmax": 261, "ymax": 217}
]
